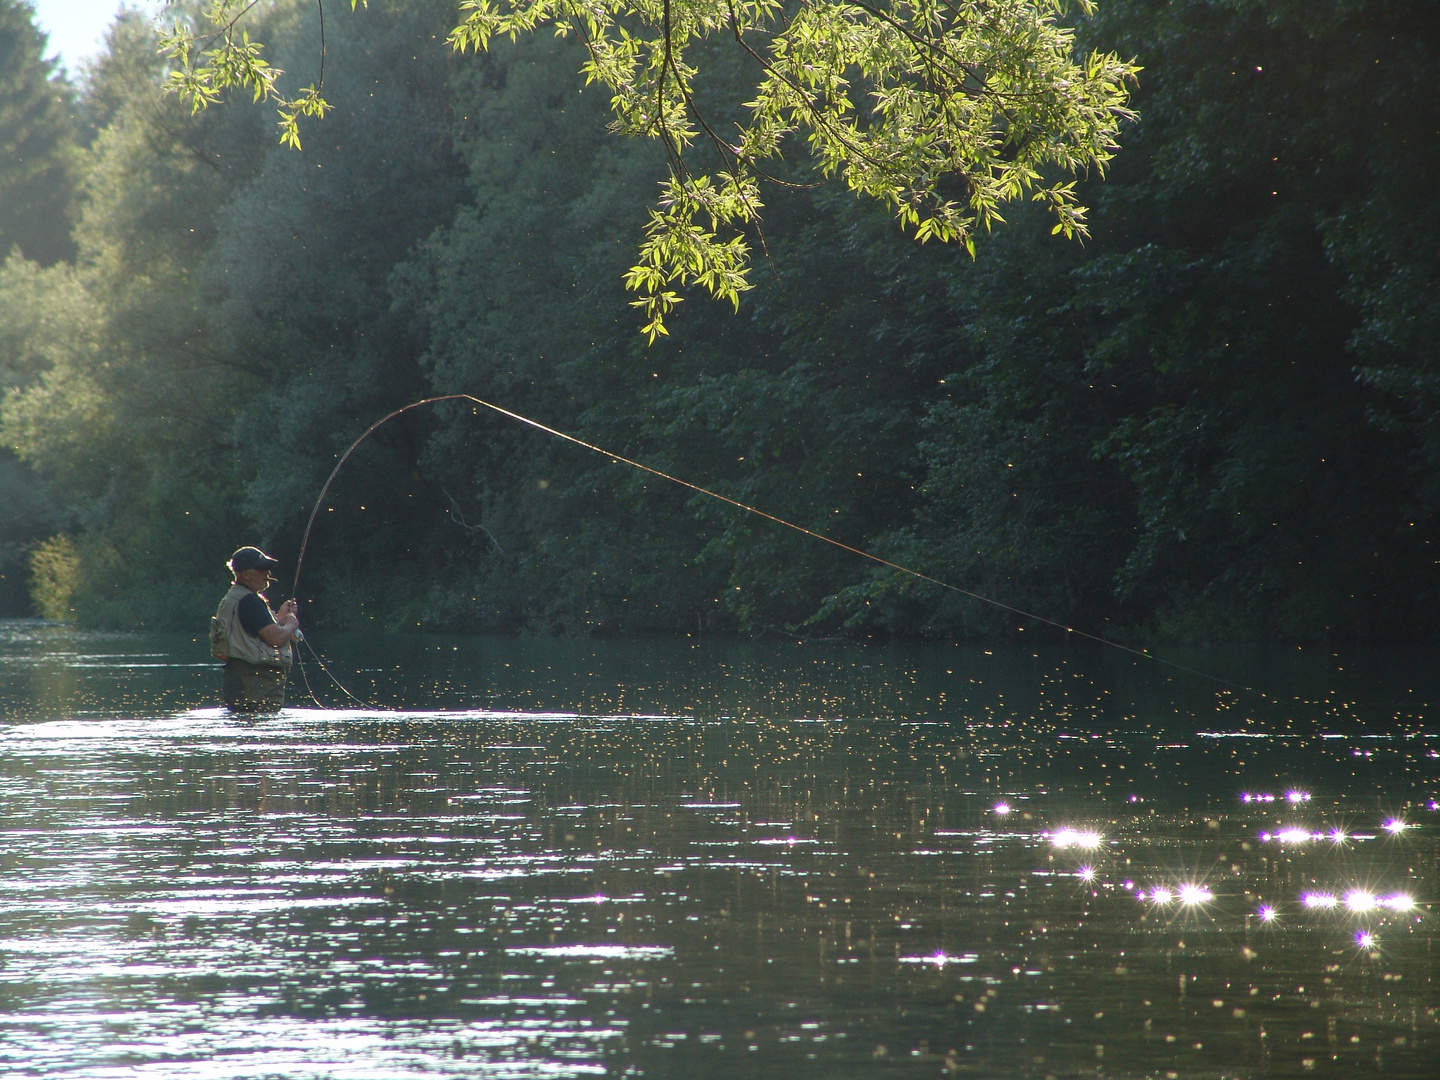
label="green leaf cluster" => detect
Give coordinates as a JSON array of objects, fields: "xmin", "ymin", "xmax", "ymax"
[
  {"xmin": 170, "ymin": 0, "xmax": 1138, "ymax": 336},
  {"xmin": 161, "ymin": 0, "xmax": 336, "ymax": 148}
]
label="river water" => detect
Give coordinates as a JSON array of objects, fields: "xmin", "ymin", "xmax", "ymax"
[{"xmin": 0, "ymin": 620, "xmax": 1436, "ymax": 1078}]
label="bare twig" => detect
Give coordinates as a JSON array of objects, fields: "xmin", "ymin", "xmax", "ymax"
[{"xmin": 441, "ymin": 487, "xmax": 506, "ymax": 553}]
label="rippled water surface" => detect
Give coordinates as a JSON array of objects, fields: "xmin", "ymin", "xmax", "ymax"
[{"xmin": 1, "ymin": 620, "xmax": 1437, "ymax": 1078}]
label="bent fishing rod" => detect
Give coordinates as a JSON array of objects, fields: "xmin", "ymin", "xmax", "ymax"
[{"xmin": 289, "ymin": 393, "xmax": 1267, "ymax": 704}]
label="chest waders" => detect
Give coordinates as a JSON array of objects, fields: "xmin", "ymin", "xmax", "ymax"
[{"xmin": 211, "ymin": 584, "xmax": 293, "ymax": 712}]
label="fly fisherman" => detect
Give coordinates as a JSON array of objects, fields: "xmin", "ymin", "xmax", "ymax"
[{"xmin": 210, "ymin": 546, "xmax": 301, "ymax": 712}]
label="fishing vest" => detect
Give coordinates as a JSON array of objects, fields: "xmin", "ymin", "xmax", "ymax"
[{"xmin": 210, "ymin": 584, "xmax": 293, "ymax": 670}]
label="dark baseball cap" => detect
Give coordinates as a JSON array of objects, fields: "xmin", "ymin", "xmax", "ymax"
[{"xmin": 228, "ymin": 546, "xmax": 281, "ymax": 573}]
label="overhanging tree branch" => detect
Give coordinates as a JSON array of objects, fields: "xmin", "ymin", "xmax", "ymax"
[{"xmin": 161, "ymin": 0, "xmax": 1139, "ymax": 338}]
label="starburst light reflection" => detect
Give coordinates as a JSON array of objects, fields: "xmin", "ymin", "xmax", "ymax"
[
  {"xmin": 1344, "ymin": 890, "xmax": 1376, "ymax": 912},
  {"xmin": 1050, "ymin": 828, "xmax": 1102, "ymax": 849},
  {"xmin": 1178, "ymin": 884, "xmax": 1213, "ymax": 905}
]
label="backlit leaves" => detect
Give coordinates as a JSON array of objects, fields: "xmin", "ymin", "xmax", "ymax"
[
  {"xmin": 166, "ymin": 0, "xmax": 1137, "ymax": 335},
  {"xmin": 160, "ymin": 0, "xmax": 334, "ymax": 149}
]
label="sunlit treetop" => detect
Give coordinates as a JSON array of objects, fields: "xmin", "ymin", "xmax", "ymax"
[{"xmin": 160, "ymin": 0, "xmax": 1139, "ymax": 339}]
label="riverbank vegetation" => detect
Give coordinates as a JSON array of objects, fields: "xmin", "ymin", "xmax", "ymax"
[{"xmin": 1, "ymin": 0, "xmax": 1437, "ymax": 643}]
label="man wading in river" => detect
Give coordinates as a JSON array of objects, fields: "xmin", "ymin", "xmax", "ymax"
[{"xmin": 210, "ymin": 547, "xmax": 301, "ymax": 712}]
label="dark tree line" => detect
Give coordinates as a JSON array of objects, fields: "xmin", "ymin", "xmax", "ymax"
[{"xmin": 1, "ymin": 0, "xmax": 1437, "ymax": 643}]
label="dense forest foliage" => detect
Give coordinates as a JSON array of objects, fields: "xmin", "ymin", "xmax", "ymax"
[{"xmin": 1, "ymin": 0, "xmax": 1437, "ymax": 643}]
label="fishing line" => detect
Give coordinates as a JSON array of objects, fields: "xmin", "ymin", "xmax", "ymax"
[
  {"xmin": 300, "ymin": 635, "xmax": 371, "ymax": 708},
  {"xmin": 290, "ymin": 393, "xmax": 1266, "ymax": 703},
  {"xmin": 287, "ymin": 628, "xmax": 375, "ymax": 710},
  {"xmin": 292, "ymin": 641, "xmax": 324, "ymax": 708}
]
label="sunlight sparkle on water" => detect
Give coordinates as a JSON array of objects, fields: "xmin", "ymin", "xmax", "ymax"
[
  {"xmin": 993, "ymin": 802, "xmax": 1011, "ymax": 816},
  {"xmin": 1380, "ymin": 893, "xmax": 1415, "ymax": 912},
  {"xmin": 898, "ymin": 951, "xmax": 978, "ymax": 968},
  {"xmin": 1344, "ymin": 890, "xmax": 1376, "ymax": 912},
  {"xmin": 1384, "ymin": 819, "xmax": 1408, "ymax": 834},
  {"xmin": 1149, "ymin": 887, "xmax": 1174, "ymax": 904},
  {"xmin": 1287, "ymin": 791, "xmax": 1311, "ymax": 803},
  {"xmin": 1178, "ymin": 884, "xmax": 1213, "ymax": 905},
  {"xmin": 1257, "ymin": 905, "xmax": 1277, "ymax": 922},
  {"xmin": 1077, "ymin": 866, "xmax": 1096, "ymax": 882},
  {"xmin": 1328, "ymin": 828, "xmax": 1348, "ymax": 843},
  {"xmin": 1050, "ymin": 828, "xmax": 1102, "ymax": 849},
  {"xmin": 1357, "ymin": 931, "xmax": 1377, "ymax": 949},
  {"xmin": 1303, "ymin": 893, "xmax": 1338, "ymax": 909}
]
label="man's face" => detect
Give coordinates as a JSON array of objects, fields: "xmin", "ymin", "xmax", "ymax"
[{"xmin": 237, "ymin": 567, "xmax": 273, "ymax": 593}]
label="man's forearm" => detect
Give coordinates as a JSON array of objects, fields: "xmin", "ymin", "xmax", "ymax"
[{"xmin": 258, "ymin": 620, "xmax": 300, "ymax": 647}]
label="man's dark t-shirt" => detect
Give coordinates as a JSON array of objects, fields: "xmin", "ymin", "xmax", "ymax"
[{"xmin": 237, "ymin": 592, "xmax": 276, "ymax": 637}]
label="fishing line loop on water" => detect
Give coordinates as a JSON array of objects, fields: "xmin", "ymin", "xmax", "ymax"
[
  {"xmin": 298, "ymin": 635, "xmax": 370, "ymax": 709},
  {"xmin": 289, "ymin": 393, "xmax": 1263, "ymax": 703}
]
